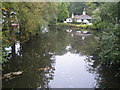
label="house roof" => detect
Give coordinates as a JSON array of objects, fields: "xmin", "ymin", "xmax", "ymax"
[{"xmin": 74, "ymin": 15, "xmax": 92, "ymax": 19}]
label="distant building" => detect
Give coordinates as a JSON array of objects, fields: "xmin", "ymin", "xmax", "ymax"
[
  {"xmin": 66, "ymin": 18, "xmax": 72, "ymax": 22},
  {"xmin": 65, "ymin": 8, "xmax": 93, "ymax": 25}
]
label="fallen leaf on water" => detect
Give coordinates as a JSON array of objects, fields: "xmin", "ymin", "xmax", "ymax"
[
  {"xmin": 12, "ymin": 71, "xmax": 23, "ymax": 75},
  {"xmin": 3, "ymin": 71, "xmax": 23, "ymax": 79},
  {"xmin": 38, "ymin": 68, "xmax": 50, "ymax": 70}
]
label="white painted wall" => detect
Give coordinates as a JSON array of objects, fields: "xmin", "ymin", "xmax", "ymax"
[
  {"xmin": 83, "ymin": 19, "xmax": 89, "ymax": 24},
  {"xmin": 76, "ymin": 19, "xmax": 82, "ymax": 22},
  {"xmin": 66, "ymin": 18, "xmax": 72, "ymax": 22}
]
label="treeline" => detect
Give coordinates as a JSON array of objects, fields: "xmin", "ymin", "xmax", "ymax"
[
  {"xmin": 2, "ymin": 2, "xmax": 58, "ymax": 41},
  {"xmin": 89, "ymin": 2, "xmax": 120, "ymax": 67},
  {"xmin": 98, "ymin": 2, "xmax": 120, "ymax": 66}
]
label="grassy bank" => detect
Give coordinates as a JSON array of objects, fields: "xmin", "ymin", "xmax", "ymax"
[{"xmin": 49, "ymin": 23, "xmax": 98, "ymax": 30}]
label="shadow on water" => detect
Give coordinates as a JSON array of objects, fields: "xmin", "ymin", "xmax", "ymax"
[{"xmin": 2, "ymin": 27, "xmax": 120, "ymax": 88}]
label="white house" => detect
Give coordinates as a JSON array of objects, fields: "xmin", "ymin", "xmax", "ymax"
[{"xmin": 65, "ymin": 8, "xmax": 93, "ymax": 25}]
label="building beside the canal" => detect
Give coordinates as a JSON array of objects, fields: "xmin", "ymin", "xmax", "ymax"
[{"xmin": 65, "ymin": 8, "xmax": 93, "ymax": 25}]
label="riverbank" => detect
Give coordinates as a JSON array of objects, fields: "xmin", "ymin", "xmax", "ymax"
[{"xmin": 49, "ymin": 23, "xmax": 98, "ymax": 30}]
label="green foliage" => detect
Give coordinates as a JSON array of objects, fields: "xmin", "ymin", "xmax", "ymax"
[
  {"xmin": 96, "ymin": 22, "xmax": 108, "ymax": 29},
  {"xmin": 95, "ymin": 2, "xmax": 120, "ymax": 66},
  {"xmin": 100, "ymin": 3, "xmax": 118, "ymax": 23},
  {"xmin": 84, "ymin": 2, "xmax": 98, "ymax": 16},
  {"xmin": 2, "ymin": 2, "xmax": 58, "ymax": 38},
  {"xmin": 68, "ymin": 2, "xmax": 84, "ymax": 15},
  {"xmin": 57, "ymin": 3, "xmax": 69, "ymax": 22},
  {"xmin": 99, "ymin": 24, "xmax": 120, "ymax": 64},
  {"xmin": 17, "ymin": 2, "xmax": 58, "ymax": 35},
  {"xmin": 92, "ymin": 2, "xmax": 119, "ymax": 29}
]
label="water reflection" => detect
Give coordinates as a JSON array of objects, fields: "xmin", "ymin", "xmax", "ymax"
[
  {"xmin": 3, "ymin": 27, "xmax": 98, "ymax": 88},
  {"xmin": 15, "ymin": 41, "xmax": 21, "ymax": 56},
  {"xmin": 86, "ymin": 57, "xmax": 120, "ymax": 88},
  {"xmin": 49, "ymin": 52, "xmax": 96, "ymax": 88}
]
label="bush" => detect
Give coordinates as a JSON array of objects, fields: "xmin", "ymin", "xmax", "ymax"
[
  {"xmin": 98, "ymin": 24, "xmax": 120, "ymax": 65},
  {"xmin": 96, "ymin": 22, "xmax": 109, "ymax": 29}
]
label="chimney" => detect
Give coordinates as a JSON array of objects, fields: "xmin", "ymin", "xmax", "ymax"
[
  {"xmin": 72, "ymin": 13, "xmax": 74, "ymax": 18},
  {"xmin": 83, "ymin": 8, "xmax": 86, "ymax": 15}
]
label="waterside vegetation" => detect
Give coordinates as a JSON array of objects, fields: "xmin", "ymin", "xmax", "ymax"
[{"xmin": 49, "ymin": 23, "xmax": 97, "ymax": 30}]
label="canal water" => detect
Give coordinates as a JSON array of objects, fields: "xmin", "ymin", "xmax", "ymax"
[{"xmin": 2, "ymin": 27, "xmax": 99, "ymax": 88}]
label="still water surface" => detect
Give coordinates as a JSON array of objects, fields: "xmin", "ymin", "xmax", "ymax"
[
  {"xmin": 49, "ymin": 52, "xmax": 96, "ymax": 88},
  {"xmin": 3, "ymin": 27, "xmax": 98, "ymax": 88}
]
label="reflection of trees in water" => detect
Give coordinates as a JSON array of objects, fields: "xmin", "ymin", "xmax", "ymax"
[
  {"xmin": 94, "ymin": 64, "xmax": 120, "ymax": 88},
  {"xmin": 2, "ymin": 28, "xmax": 69, "ymax": 88},
  {"xmin": 85, "ymin": 51, "xmax": 120, "ymax": 88},
  {"xmin": 3, "ymin": 36, "xmax": 55, "ymax": 88},
  {"xmin": 48, "ymin": 27, "xmax": 69, "ymax": 55},
  {"xmin": 64, "ymin": 30, "xmax": 120, "ymax": 88},
  {"xmin": 70, "ymin": 34, "xmax": 98, "ymax": 56}
]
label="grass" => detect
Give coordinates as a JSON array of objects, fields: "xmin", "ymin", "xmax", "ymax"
[{"xmin": 50, "ymin": 23, "xmax": 98, "ymax": 30}]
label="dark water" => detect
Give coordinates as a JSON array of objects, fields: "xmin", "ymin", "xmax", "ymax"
[{"xmin": 2, "ymin": 27, "xmax": 120, "ymax": 88}]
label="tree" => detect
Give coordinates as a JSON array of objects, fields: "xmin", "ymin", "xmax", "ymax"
[
  {"xmin": 57, "ymin": 2, "xmax": 69, "ymax": 22},
  {"xmin": 94, "ymin": 2, "xmax": 120, "ymax": 66},
  {"xmin": 68, "ymin": 2, "xmax": 84, "ymax": 15},
  {"xmin": 2, "ymin": 2, "xmax": 58, "ymax": 40},
  {"xmin": 84, "ymin": 2, "xmax": 98, "ymax": 16}
]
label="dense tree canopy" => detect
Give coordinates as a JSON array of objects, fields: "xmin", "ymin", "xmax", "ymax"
[
  {"xmin": 57, "ymin": 2, "xmax": 69, "ymax": 22},
  {"xmin": 68, "ymin": 2, "xmax": 84, "ymax": 15},
  {"xmin": 92, "ymin": 2, "xmax": 120, "ymax": 66}
]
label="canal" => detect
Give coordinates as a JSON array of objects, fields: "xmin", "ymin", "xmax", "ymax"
[{"xmin": 2, "ymin": 27, "xmax": 119, "ymax": 88}]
